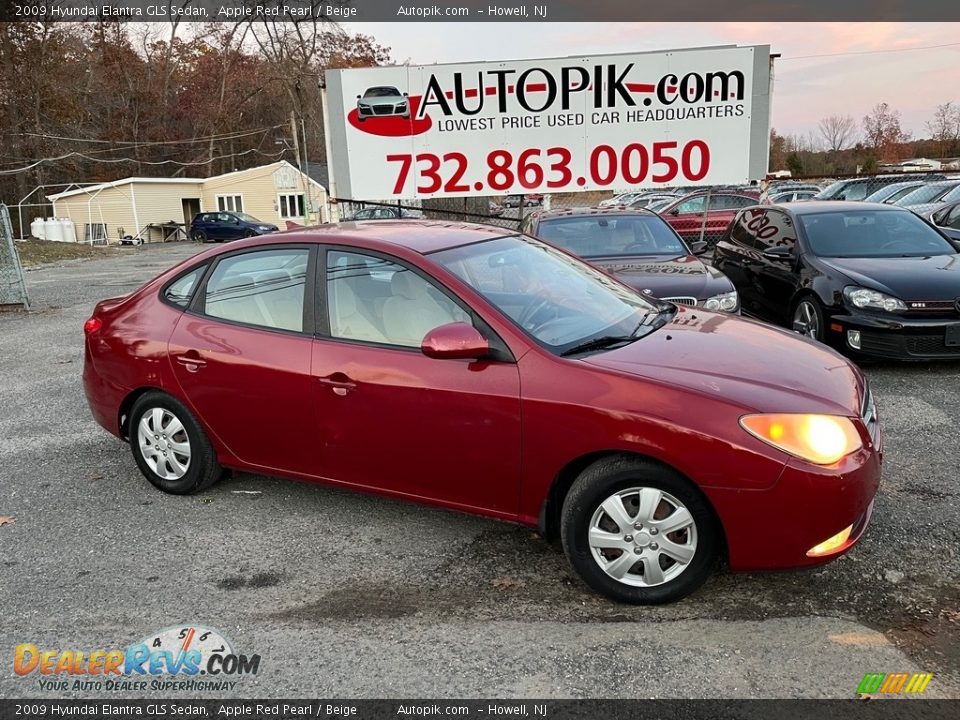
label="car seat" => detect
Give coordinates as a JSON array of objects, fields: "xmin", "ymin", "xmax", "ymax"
[
  {"xmin": 329, "ymin": 281, "xmax": 388, "ymax": 343},
  {"xmin": 382, "ymin": 270, "xmax": 458, "ymax": 346}
]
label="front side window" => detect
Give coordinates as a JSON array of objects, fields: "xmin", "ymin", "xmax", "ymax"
[
  {"xmin": 203, "ymin": 248, "xmax": 308, "ymax": 332},
  {"xmin": 800, "ymin": 210, "xmax": 956, "ymax": 258},
  {"xmin": 433, "ymin": 235, "xmax": 661, "ymax": 352},
  {"xmin": 326, "ymin": 250, "xmax": 471, "ymax": 348},
  {"xmin": 672, "ymin": 196, "xmax": 707, "ymax": 214},
  {"xmin": 895, "ymin": 184, "xmax": 955, "ymax": 206}
]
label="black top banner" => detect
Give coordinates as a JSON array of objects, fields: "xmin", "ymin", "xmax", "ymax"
[{"xmin": 1, "ymin": 0, "xmax": 958, "ymax": 22}]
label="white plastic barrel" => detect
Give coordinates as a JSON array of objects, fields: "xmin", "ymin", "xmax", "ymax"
[
  {"xmin": 45, "ymin": 218, "xmax": 64, "ymax": 242},
  {"xmin": 60, "ymin": 218, "xmax": 77, "ymax": 243},
  {"xmin": 30, "ymin": 217, "xmax": 46, "ymax": 240}
]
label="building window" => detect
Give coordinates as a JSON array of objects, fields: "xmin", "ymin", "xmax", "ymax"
[
  {"xmin": 278, "ymin": 193, "xmax": 305, "ymax": 219},
  {"xmin": 217, "ymin": 195, "xmax": 243, "ymax": 212}
]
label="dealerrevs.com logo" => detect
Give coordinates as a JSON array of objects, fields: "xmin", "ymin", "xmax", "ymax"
[{"xmin": 14, "ymin": 625, "xmax": 260, "ymax": 692}]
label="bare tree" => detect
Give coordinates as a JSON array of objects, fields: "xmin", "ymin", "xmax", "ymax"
[
  {"xmin": 862, "ymin": 103, "xmax": 911, "ymax": 161},
  {"xmin": 926, "ymin": 102, "xmax": 960, "ymax": 159},
  {"xmin": 818, "ymin": 114, "xmax": 856, "ymax": 152}
]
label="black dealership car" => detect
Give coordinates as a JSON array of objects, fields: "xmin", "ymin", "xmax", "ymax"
[
  {"xmin": 523, "ymin": 207, "xmax": 739, "ymax": 312},
  {"xmin": 713, "ymin": 202, "xmax": 960, "ymax": 360}
]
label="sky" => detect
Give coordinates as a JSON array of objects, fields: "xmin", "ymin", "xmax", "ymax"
[{"xmin": 343, "ymin": 22, "xmax": 960, "ymax": 144}]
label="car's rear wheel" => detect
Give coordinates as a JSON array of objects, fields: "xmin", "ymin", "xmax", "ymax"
[
  {"xmin": 561, "ymin": 456, "xmax": 720, "ymax": 604},
  {"xmin": 130, "ymin": 392, "xmax": 225, "ymax": 495},
  {"xmin": 191, "ymin": 229, "xmax": 207, "ymax": 243},
  {"xmin": 792, "ymin": 297, "xmax": 825, "ymax": 342}
]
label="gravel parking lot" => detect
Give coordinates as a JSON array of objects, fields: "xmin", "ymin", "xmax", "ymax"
[{"xmin": 1, "ymin": 241, "xmax": 958, "ymax": 699}]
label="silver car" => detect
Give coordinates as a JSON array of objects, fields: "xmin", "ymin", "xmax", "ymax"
[{"xmin": 357, "ymin": 86, "xmax": 410, "ymax": 121}]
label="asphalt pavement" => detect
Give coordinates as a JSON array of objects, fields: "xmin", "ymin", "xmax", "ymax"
[{"xmin": 1, "ymin": 242, "xmax": 958, "ymax": 699}]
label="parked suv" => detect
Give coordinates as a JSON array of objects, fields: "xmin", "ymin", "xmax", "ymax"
[
  {"xmin": 190, "ymin": 212, "xmax": 278, "ymax": 243},
  {"xmin": 658, "ymin": 190, "xmax": 759, "ymax": 245}
]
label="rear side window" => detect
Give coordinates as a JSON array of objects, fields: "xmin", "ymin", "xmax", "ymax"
[
  {"xmin": 202, "ymin": 248, "xmax": 309, "ymax": 332},
  {"xmin": 163, "ymin": 266, "xmax": 206, "ymax": 308}
]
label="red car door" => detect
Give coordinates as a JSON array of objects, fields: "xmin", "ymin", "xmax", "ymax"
[
  {"xmin": 311, "ymin": 248, "xmax": 522, "ymax": 515},
  {"xmin": 663, "ymin": 194, "xmax": 709, "ymax": 240},
  {"xmin": 168, "ymin": 245, "xmax": 318, "ymax": 475}
]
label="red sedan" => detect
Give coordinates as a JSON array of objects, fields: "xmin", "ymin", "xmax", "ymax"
[
  {"xmin": 659, "ymin": 190, "xmax": 759, "ymax": 244},
  {"xmin": 83, "ymin": 222, "xmax": 881, "ymax": 604}
]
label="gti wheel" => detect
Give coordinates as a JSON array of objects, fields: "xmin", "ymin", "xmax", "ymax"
[
  {"xmin": 792, "ymin": 297, "xmax": 825, "ymax": 342},
  {"xmin": 561, "ymin": 456, "xmax": 720, "ymax": 604},
  {"xmin": 130, "ymin": 392, "xmax": 225, "ymax": 495},
  {"xmin": 191, "ymin": 229, "xmax": 207, "ymax": 243}
]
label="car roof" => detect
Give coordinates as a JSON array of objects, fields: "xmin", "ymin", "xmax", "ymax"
[
  {"xmin": 534, "ymin": 206, "xmax": 658, "ymax": 220},
  {"xmin": 768, "ymin": 201, "xmax": 909, "ymax": 215},
  {"xmin": 247, "ymin": 220, "xmax": 515, "ymax": 255}
]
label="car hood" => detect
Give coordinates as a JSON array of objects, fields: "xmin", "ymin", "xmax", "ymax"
[
  {"xmin": 818, "ymin": 254, "xmax": 960, "ymax": 299},
  {"xmin": 583, "ymin": 307, "xmax": 863, "ymax": 416},
  {"xmin": 589, "ymin": 255, "xmax": 734, "ymax": 300}
]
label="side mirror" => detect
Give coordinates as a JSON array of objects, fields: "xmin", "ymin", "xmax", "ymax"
[
  {"xmin": 403, "ymin": 92, "xmax": 409, "ymax": 97},
  {"xmin": 688, "ymin": 240, "xmax": 708, "ymax": 255},
  {"xmin": 356, "ymin": 94, "xmax": 361, "ymax": 99},
  {"xmin": 421, "ymin": 322, "xmax": 490, "ymax": 360},
  {"xmin": 762, "ymin": 246, "xmax": 793, "ymax": 261},
  {"xmin": 669, "ymin": 208, "xmax": 680, "ymax": 216}
]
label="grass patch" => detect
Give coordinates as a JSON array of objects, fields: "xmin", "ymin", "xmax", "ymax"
[{"xmin": 14, "ymin": 240, "xmax": 122, "ymax": 268}]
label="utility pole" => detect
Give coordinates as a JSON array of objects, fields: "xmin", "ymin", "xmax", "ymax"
[{"xmin": 290, "ymin": 111, "xmax": 307, "ymax": 226}]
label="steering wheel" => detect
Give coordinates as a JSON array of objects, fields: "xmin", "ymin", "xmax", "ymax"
[{"xmin": 518, "ymin": 297, "xmax": 555, "ymax": 329}]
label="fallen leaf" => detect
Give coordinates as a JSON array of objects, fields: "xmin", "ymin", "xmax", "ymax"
[
  {"xmin": 87, "ymin": 472, "xmax": 103, "ymax": 481},
  {"xmin": 0, "ymin": 516, "xmax": 15, "ymax": 527},
  {"xmin": 492, "ymin": 577, "xmax": 526, "ymax": 590}
]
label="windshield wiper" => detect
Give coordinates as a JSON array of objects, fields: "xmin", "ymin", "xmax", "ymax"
[{"xmin": 561, "ymin": 335, "xmax": 637, "ymax": 357}]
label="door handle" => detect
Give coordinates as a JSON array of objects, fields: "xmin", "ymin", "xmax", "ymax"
[
  {"xmin": 174, "ymin": 352, "xmax": 207, "ymax": 372},
  {"xmin": 318, "ymin": 373, "xmax": 357, "ymax": 395}
]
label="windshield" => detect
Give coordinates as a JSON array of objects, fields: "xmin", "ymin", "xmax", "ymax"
[
  {"xmin": 364, "ymin": 87, "xmax": 400, "ymax": 97},
  {"xmin": 234, "ymin": 212, "xmax": 262, "ymax": 223},
  {"xmin": 814, "ymin": 181, "xmax": 846, "ymax": 200},
  {"xmin": 432, "ymin": 235, "xmax": 663, "ymax": 353},
  {"xmin": 536, "ymin": 215, "xmax": 687, "ymax": 258},
  {"xmin": 894, "ymin": 183, "xmax": 958, "ymax": 206},
  {"xmin": 799, "ymin": 210, "xmax": 956, "ymax": 258}
]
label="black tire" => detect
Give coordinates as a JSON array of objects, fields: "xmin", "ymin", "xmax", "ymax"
[
  {"xmin": 791, "ymin": 295, "xmax": 825, "ymax": 343},
  {"xmin": 129, "ymin": 391, "xmax": 225, "ymax": 495},
  {"xmin": 192, "ymin": 229, "xmax": 207, "ymax": 243},
  {"xmin": 560, "ymin": 455, "xmax": 720, "ymax": 604},
  {"xmin": 242, "ymin": 229, "xmax": 256, "ymax": 238}
]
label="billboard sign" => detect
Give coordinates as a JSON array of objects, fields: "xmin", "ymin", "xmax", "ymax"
[{"xmin": 325, "ymin": 45, "xmax": 772, "ymax": 199}]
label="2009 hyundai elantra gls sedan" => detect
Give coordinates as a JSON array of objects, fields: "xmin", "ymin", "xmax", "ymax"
[{"xmin": 84, "ymin": 222, "xmax": 881, "ymax": 604}]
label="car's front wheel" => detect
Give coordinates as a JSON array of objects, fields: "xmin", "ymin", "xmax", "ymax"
[
  {"xmin": 792, "ymin": 296, "xmax": 825, "ymax": 342},
  {"xmin": 191, "ymin": 229, "xmax": 207, "ymax": 243},
  {"xmin": 129, "ymin": 392, "xmax": 225, "ymax": 495},
  {"xmin": 561, "ymin": 456, "xmax": 720, "ymax": 604}
]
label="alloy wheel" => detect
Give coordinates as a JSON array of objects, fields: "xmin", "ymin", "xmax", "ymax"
[
  {"xmin": 792, "ymin": 300, "xmax": 820, "ymax": 339},
  {"xmin": 587, "ymin": 487, "xmax": 698, "ymax": 587}
]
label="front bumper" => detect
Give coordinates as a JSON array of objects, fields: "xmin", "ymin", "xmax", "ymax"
[
  {"xmin": 705, "ymin": 434, "xmax": 882, "ymax": 571},
  {"xmin": 828, "ymin": 311, "xmax": 960, "ymax": 360}
]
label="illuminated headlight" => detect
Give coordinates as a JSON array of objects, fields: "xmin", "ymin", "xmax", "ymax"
[
  {"xmin": 703, "ymin": 290, "xmax": 739, "ymax": 312},
  {"xmin": 740, "ymin": 413, "xmax": 863, "ymax": 465},
  {"xmin": 843, "ymin": 286, "xmax": 906, "ymax": 312}
]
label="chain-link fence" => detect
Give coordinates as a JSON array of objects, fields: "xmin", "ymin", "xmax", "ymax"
[
  {"xmin": 332, "ymin": 170, "xmax": 957, "ymax": 259},
  {"xmin": 0, "ymin": 204, "xmax": 30, "ymax": 310}
]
